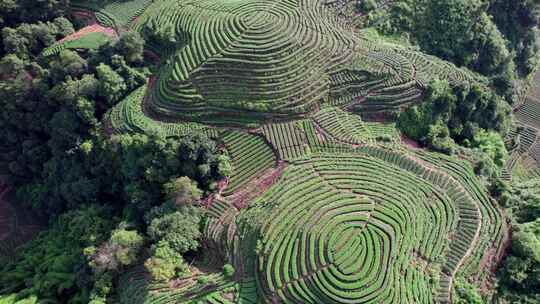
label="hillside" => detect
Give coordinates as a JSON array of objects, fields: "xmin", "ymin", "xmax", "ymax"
[
  {"xmin": 0, "ymin": 0, "xmax": 538, "ymax": 303},
  {"xmin": 118, "ymin": 0, "xmax": 479, "ymax": 125}
]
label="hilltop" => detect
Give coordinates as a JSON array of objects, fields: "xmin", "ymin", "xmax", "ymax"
[{"xmin": 0, "ymin": 1, "xmax": 539, "ymax": 304}]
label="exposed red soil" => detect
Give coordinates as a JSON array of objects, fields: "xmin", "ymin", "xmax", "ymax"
[
  {"xmin": 228, "ymin": 161, "xmax": 287, "ymax": 210},
  {"xmin": 477, "ymin": 224, "xmax": 512, "ymax": 293},
  {"xmin": 477, "ymin": 220, "xmax": 512, "ymax": 283},
  {"xmin": 58, "ymin": 24, "xmax": 117, "ymax": 43},
  {"xmin": 493, "ymin": 224, "xmax": 513, "ymax": 271},
  {"xmin": 401, "ymin": 134, "xmax": 420, "ymax": 149},
  {"xmin": 200, "ymin": 178, "xmax": 229, "ymax": 208}
]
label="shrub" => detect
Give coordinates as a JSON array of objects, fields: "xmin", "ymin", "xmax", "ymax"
[
  {"xmin": 222, "ymin": 264, "xmax": 235, "ymax": 278},
  {"xmin": 144, "ymin": 241, "xmax": 189, "ymax": 282}
]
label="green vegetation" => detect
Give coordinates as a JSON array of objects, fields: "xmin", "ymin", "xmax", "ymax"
[
  {"xmin": 221, "ymin": 131, "xmax": 276, "ymax": 196},
  {"xmin": 238, "ymin": 147, "xmax": 503, "ymax": 303},
  {"xmin": 314, "ymin": 106, "xmax": 400, "ymax": 146},
  {"xmin": 492, "ymin": 65, "xmax": 540, "ymax": 303},
  {"xmin": 397, "ymin": 78, "xmax": 511, "ymax": 157},
  {"xmin": 43, "ymin": 31, "xmax": 112, "ymax": 57},
  {"xmin": 72, "ymin": 0, "xmax": 154, "ymax": 29},
  {"xmin": 492, "ymin": 179, "xmax": 540, "ymax": 303},
  {"xmin": 119, "ymin": 0, "xmax": 480, "ymax": 124},
  {"xmin": 0, "ymin": 206, "xmax": 115, "ymax": 302},
  {"xmin": 358, "ymin": 0, "xmax": 540, "ymax": 101},
  {"xmin": 261, "ymin": 122, "xmax": 310, "ymax": 160},
  {"xmin": 1, "ymin": 0, "xmax": 539, "ymax": 303}
]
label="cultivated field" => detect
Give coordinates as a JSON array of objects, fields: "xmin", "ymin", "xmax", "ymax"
[
  {"xmin": 504, "ymin": 70, "xmax": 540, "ymax": 181},
  {"xmin": 71, "ymin": 1, "xmax": 507, "ymax": 303},
  {"xmin": 109, "ymin": 103, "xmax": 506, "ymax": 304},
  {"xmin": 101, "ymin": 0, "xmax": 481, "ymax": 125}
]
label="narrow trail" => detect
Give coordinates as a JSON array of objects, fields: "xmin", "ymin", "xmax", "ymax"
[{"xmin": 226, "ymin": 161, "xmax": 288, "ymax": 210}]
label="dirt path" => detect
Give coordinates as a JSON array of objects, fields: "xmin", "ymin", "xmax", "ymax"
[
  {"xmin": 227, "ymin": 161, "xmax": 288, "ymax": 210},
  {"xmin": 402, "ymin": 153, "xmax": 484, "ymax": 302}
]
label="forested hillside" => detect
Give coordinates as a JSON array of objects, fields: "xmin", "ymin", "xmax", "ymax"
[{"xmin": 0, "ymin": 0, "xmax": 538, "ymax": 303}]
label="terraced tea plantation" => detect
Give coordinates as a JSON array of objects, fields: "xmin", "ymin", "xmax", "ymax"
[
  {"xmin": 110, "ymin": 102, "xmax": 506, "ymax": 303},
  {"xmin": 504, "ymin": 70, "xmax": 540, "ymax": 181},
  {"xmin": 72, "ymin": 0, "xmax": 509, "ymax": 303},
  {"xmin": 89, "ymin": 0, "xmax": 480, "ymax": 125}
]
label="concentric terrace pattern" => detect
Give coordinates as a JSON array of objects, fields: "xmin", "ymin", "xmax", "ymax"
[{"xmin": 134, "ymin": 0, "xmax": 478, "ymax": 123}]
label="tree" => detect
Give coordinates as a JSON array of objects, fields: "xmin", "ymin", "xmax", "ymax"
[
  {"xmin": 163, "ymin": 176, "xmax": 202, "ymax": 207},
  {"xmin": 114, "ymin": 31, "xmax": 145, "ymax": 63},
  {"xmin": 49, "ymin": 49, "xmax": 88, "ymax": 82},
  {"xmin": 0, "ymin": 3, "xmax": 230, "ymax": 303},
  {"xmin": 146, "ymin": 22, "xmax": 177, "ymax": 46},
  {"xmin": 109, "ymin": 227, "xmax": 144, "ymax": 266},
  {"xmin": 96, "ymin": 63, "xmax": 127, "ymax": 105},
  {"xmin": 471, "ymin": 130, "xmax": 508, "ymax": 168},
  {"xmin": 495, "ymin": 179, "xmax": 540, "ymax": 303},
  {"xmin": 144, "ymin": 241, "xmax": 189, "ymax": 281},
  {"xmin": 454, "ymin": 278, "xmax": 484, "ymax": 304},
  {"xmin": 223, "ymin": 264, "xmax": 235, "ymax": 278},
  {"xmin": 147, "ymin": 207, "xmax": 202, "ymax": 254},
  {"xmin": 426, "ymin": 123, "xmax": 455, "ymax": 154},
  {"xmin": 397, "ymin": 79, "xmax": 511, "ymax": 153},
  {"xmin": 499, "ymin": 179, "xmax": 540, "ymax": 223},
  {"xmin": 0, "ymin": 206, "xmax": 115, "ymax": 302},
  {"xmin": 489, "ymin": 0, "xmax": 540, "ymax": 76},
  {"xmin": 378, "ymin": 0, "xmax": 532, "ymax": 97},
  {"xmin": 1, "ymin": 17, "xmax": 73, "ymax": 58},
  {"xmin": 396, "ymin": 105, "xmax": 431, "ymax": 141},
  {"xmin": 0, "ymin": 0, "xmax": 71, "ymax": 28},
  {"xmin": 217, "ymin": 154, "xmax": 232, "ymax": 178},
  {"xmin": 87, "ymin": 226, "xmax": 144, "ymax": 274},
  {"xmin": 497, "ymin": 219, "xmax": 540, "ymax": 302},
  {"xmin": 110, "ymin": 55, "xmax": 147, "ymax": 91},
  {"xmin": 418, "ymin": 0, "xmax": 482, "ymax": 65}
]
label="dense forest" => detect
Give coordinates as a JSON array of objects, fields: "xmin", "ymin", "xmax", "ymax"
[
  {"xmin": 0, "ymin": 1, "xmax": 230, "ymax": 302},
  {"xmin": 0, "ymin": 0, "xmax": 539, "ymax": 303}
]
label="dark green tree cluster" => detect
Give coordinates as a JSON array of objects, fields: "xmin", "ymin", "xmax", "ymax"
[
  {"xmin": 0, "ymin": 2, "xmax": 231, "ymax": 303},
  {"xmin": 360, "ymin": 0, "xmax": 540, "ymax": 102},
  {"xmin": 0, "ymin": 20, "xmax": 148, "ymax": 185},
  {"xmin": 139, "ymin": 176, "xmax": 209, "ymax": 282},
  {"xmin": 493, "ymin": 179, "xmax": 540, "ymax": 303},
  {"xmin": 84, "ymin": 223, "xmax": 145, "ymax": 303},
  {"xmin": 414, "ymin": 1, "xmax": 512, "ymax": 76},
  {"xmin": 489, "ymin": 0, "xmax": 540, "ymax": 76},
  {"xmin": 1, "ymin": 129, "xmax": 229, "ymax": 302},
  {"xmin": 144, "ymin": 202, "xmax": 203, "ymax": 282},
  {"xmin": 0, "ymin": 0, "xmax": 70, "ymax": 28},
  {"xmin": 0, "ymin": 206, "xmax": 116, "ymax": 302},
  {"xmin": 397, "ymin": 79, "xmax": 511, "ymax": 160}
]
